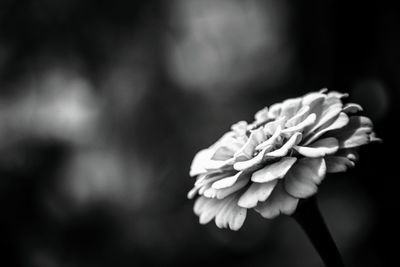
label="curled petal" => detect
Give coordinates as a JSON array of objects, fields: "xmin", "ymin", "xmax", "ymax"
[
  {"xmin": 238, "ymin": 180, "xmax": 278, "ymax": 208},
  {"xmin": 263, "ymin": 116, "xmax": 286, "ymax": 136},
  {"xmin": 281, "ymin": 113, "xmax": 317, "ymax": 136},
  {"xmin": 303, "ymin": 112, "xmax": 349, "ymax": 145},
  {"xmin": 211, "ymin": 171, "xmax": 244, "ymax": 189},
  {"xmin": 256, "ymin": 125, "xmax": 282, "ymax": 151},
  {"xmin": 251, "ymin": 157, "xmax": 297, "ymax": 183},
  {"xmin": 206, "ymin": 174, "xmax": 250, "ymax": 199},
  {"xmin": 234, "ymin": 127, "xmax": 265, "ymax": 160},
  {"xmin": 284, "ymin": 158, "xmax": 327, "ymax": 198},
  {"xmin": 343, "ymin": 103, "xmax": 363, "ymax": 114},
  {"xmin": 294, "ymin": 137, "xmax": 339, "ymax": 158},
  {"xmin": 329, "ymin": 116, "xmax": 374, "ymax": 148},
  {"xmin": 285, "ymin": 106, "xmax": 310, "ymax": 128},
  {"xmin": 266, "ymin": 132, "xmax": 302, "ymax": 157},
  {"xmin": 255, "ymin": 182, "xmax": 299, "ymax": 219}
]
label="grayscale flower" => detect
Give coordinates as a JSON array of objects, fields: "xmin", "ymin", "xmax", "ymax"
[{"xmin": 188, "ymin": 89, "xmax": 380, "ymax": 230}]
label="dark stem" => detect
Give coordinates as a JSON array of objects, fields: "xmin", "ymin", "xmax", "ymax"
[{"xmin": 292, "ymin": 196, "xmax": 344, "ymax": 267}]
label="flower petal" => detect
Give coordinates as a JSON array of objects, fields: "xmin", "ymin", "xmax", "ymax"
[
  {"xmin": 256, "ymin": 125, "xmax": 282, "ymax": 151},
  {"xmin": 281, "ymin": 113, "xmax": 317, "ymax": 137},
  {"xmin": 255, "ymin": 182, "xmax": 299, "ymax": 219},
  {"xmin": 280, "ymin": 97, "xmax": 302, "ymax": 119},
  {"xmin": 215, "ymin": 196, "xmax": 247, "ymax": 230},
  {"xmin": 234, "ymin": 127, "xmax": 265, "ymax": 160},
  {"xmin": 303, "ymin": 112, "xmax": 349, "ymax": 145},
  {"xmin": 238, "ymin": 180, "xmax": 278, "ymax": 208},
  {"xmin": 194, "ymin": 196, "xmax": 222, "ymax": 224},
  {"xmin": 266, "ymin": 132, "xmax": 302, "ymax": 157},
  {"xmin": 190, "ymin": 149, "xmax": 213, "ymax": 176},
  {"xmin": 284, "ymin": 158, "xmax": 327, "ymax": 198},
  {"xmin": 285, "ymin": 106, "xmax": 310, "ymax": 128},
  {"xmin": 294, "ymin": 137, "xmax": 339, "ymax": 157},
  {"xmin": 254, "ymin": 107, "xmax": 269, "ymax": 124},
  {"xmin": 343, "ymin": 103, "xmax": 363, "ymax": 114},
  {"xmin": 329, "ymin": 116, "xmax": 374, "ymax": 148},
  {"xmin": 251, "ymin": 157, "xmax": 297, "ymax": 183},
  {"xmin": 211, "ymin": 171, "xmax": 243, "ymax": 189},
  {"xmin": 325, "ymin": 156, "xmax": 355, "ymax": 173}
]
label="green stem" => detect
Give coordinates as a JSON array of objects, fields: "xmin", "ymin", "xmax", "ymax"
[{"xmin": 292, "ymin": 196, "xmax": 344, "ymax": 267}]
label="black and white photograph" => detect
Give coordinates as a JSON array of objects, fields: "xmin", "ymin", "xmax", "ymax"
[{"xmin": 0, "ymin": 0, "xmax": 398, "ymax": 266}]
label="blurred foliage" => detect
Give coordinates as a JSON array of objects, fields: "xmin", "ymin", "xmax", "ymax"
[{"xmin": 0, "ymin": 0, "xmax": 398, "ymax": 266}]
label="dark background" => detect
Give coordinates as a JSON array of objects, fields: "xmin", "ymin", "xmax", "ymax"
[{"xmin": 0, "ymin": 0, "xmax": 398, "ymax": 266}]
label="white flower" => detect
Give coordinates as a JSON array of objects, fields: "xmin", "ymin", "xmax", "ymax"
[{"xmin": 188, "ymin": 89, "xmax": 380, "ymax": 230}]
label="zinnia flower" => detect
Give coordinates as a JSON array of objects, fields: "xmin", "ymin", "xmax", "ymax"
[{"xmin": 188, "ymin": 89, "xmax": 380, "ymax": 230}]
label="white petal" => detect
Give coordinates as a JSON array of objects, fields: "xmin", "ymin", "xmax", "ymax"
[
  {"xmin": 303, "ymin": 112, "xmax": 349, "ymax": 145},
  {"xmin": 285, "ymin": 106, "xmax": 310, "ymax": 128},
  {"xmin": 281, "ymin": 113, "xmax": 317, "ymax": 136},
  {"xmin": 302, "ymin": 92, "xmax": 325, "ymax": 107},
  {"xmin": 215, "ymin": 196, "xmax": 247, "ymax": 230},
  {"xmin": 211, "ymin": 171, "xmax": 243, "ymax": 189},
  {"xmin": 256, "ymin": 125, "xmax": 282, "ymax": 151},
  {"xmin": 284, "ymin": 158, "xmax": 327, "ymax": 198},
  {"xmin": 254, "ymin": 107, "xmax": 269, "ymax": 124},
  {"xmin": 329, "ymin": 116, "xmax": 374, "ymax": 148},
  {"xmin": 294, "ymin": 137, "xmax": 339, "ymax": 157},
  {"xmin": 255, "ymin": 182, "xmax": 299, "ymax": 219},
  {"xmin": 215, "ymin": 175, "xmax": 250, "ymax": 199},
  {"xmin": 231, "ymin": 121, "xmax": 248, "ymax": 137},
  {"xmin": 263, "ymin": 116, "xmax": 286, "ymax": 136},
  {"xmin": 233, "ymin": 147, "xmax": 268, "ymax": 171},
  {"xmin": 268, "ymin": 103, "xmax": 282, "ymax": 118},
  {"xmin": 187, "ymin": 187, "xmax": 199, "ymax": 199},
  {"xmin": 190, "ymin": 148, "xmax": 213, "ymax": 176},
  {"xmin": 280, "ymin": 98, "xmax": 302, "ymax": 119},
  {"xmin": 238, "ymin": 180, "xmax": 278, "ymax": 208},
  {"xmin": 198, "ymin": 198, "xmax": 224, "ymax": 224},
  {"xmin": 234, "ymin": 127, "xmax": 265, "ymax": 160},
  {"xmin": 343, "ymin": 103, "xmax": 363, "ymax": 114},
  {"xmin": 251, "ymin": 157, "xmax": 297, "ymax": 183},
  {"xmin": 266, "ymin": 132, "xmax": 302, "ymax": 157}
]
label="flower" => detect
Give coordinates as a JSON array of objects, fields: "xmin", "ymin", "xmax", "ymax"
[{"xmin": 188, "ymin": 89, "xmax": 380, "ymax": 230}]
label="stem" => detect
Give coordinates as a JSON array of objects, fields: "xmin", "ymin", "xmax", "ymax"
[{"xmin": 292, "ymin": 196, "xmax": 344, "ymax": 267}]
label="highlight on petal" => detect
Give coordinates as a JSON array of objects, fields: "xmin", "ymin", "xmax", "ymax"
[
  {"xmin": 280, "ymin": 97, "xmax": 302, "ymax": 119},
  {"xmin": 343, "ymin": 103, "xmax": 363, "ymax": 114},
  {"xmin": 214, "ymin": 195, "xmax": 247, "ymax": 230},
  {"xmin": 251, "ymin": 157, "xmax": 297, "ymax": 183},
  {"xmin": 190, "ymin": 148, "xmax": 213, "ymax": 176},
  {"xmin": 281, "ymin": 113, "xmax": 317, "ymax": 137},
  {"xmin": 284, "ymin": 157, "xmax": 327, "ymax": 198},
  {"xmin": 254, "ymin": 107, "xmax": 269, "ymax": 124},
  {"xmin": 238, "ymin": 180, "xmax": 278, "ymax": 208},
  {"xmin": 211, "ymin": 171, "xmax": 244, "ymax": 189},
  {"xmin": 329, "ymin": 116, "xmax": 374, "ymax": 148},
  {"xmin": 234, "ymin": 127, "xmax": 265, "ymax": 160},
  {"xmin": 266, "ymin": 132, "xmax": 302, "ymax": 157},
  {"xmin": 303, "ymin": 112, "xmax": 349, "ymax": 145},
  {"xmin": 255, "ymin": 182, "xmax": 299, "ymax": 219},
  {"xmin": 294, "ymin": 137, "xmax": 339, "ymax": 157},
  {"xmin": 285, "ymin": 106, "xmax": 310, "ymax": 128}
]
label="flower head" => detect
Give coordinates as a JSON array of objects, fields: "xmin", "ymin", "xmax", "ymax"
[{"xmin": 188, "ymin": 89, "xmax": 380, "ymax": 230}]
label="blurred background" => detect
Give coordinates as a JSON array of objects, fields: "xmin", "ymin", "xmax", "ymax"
[{"xmin": 0, "ymin": 0, "xmax": 398, "ymax": 266}]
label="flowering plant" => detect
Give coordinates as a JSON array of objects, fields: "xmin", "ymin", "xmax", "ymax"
[{"xmin": 188, "ymin": 89, "xmax": 380, "ymax": 231}]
